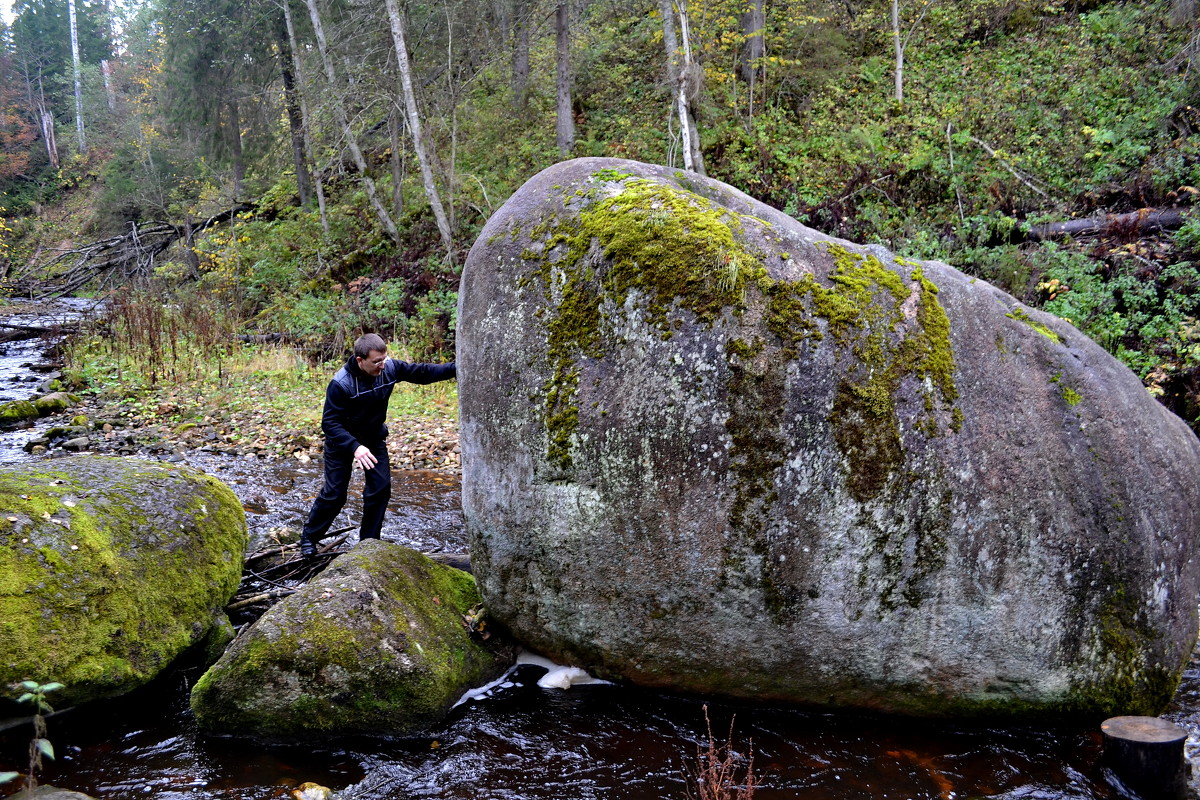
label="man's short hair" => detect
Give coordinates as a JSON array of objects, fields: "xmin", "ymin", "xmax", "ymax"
[{"xmin": 354, "ymin": 333, "xmax": 387, "ymax": 359}]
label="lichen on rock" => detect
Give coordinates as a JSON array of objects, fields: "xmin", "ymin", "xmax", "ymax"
[
  {"xmin": 458, "ymin": 157, "xmax": 1200, "ymax": 719},
  {"xmin": 0, "ymin": 456, "xmax": 247, "ymax": 708},
  {"xmin": 190, "ymin": 539, "xmax": 514, "ymax": 741}
]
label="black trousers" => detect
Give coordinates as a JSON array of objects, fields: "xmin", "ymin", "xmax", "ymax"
[{"xmin": 301, "ymin": 439, "xmax": 391, "ymax": 544}]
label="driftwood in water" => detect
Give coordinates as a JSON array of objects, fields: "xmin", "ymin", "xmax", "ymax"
[
  {"xmin": 16, "ymin": 203, "xmax": 255, "ymax": 299},
  {"xmin": 1027, "ymin": 207, "xmax": 1188, "ymax": 242},
  {"xmin": 0, "ymin": 321, "xmax": 79, "ymax": 338}
]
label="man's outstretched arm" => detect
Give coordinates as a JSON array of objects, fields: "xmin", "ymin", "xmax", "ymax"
[{"xmin": 389, "ymin": 360, "xmax": 456, "ymax": 384}]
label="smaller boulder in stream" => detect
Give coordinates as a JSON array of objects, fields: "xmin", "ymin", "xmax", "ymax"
[
  {"xmin": 0, "ymin": 399, "xmax": 38, "ymax": 426},
  {"xmin": 190, "ymin": 539, "xmax": 514, "ymax": 741},
  {"xmin": 33, "ymin": 392, "xmax": 77, "ymax": 416}
]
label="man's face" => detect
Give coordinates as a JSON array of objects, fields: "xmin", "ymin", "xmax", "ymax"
[{"xmin": 357, "ymin": 349, "xmax": 387, "ymax": 376}]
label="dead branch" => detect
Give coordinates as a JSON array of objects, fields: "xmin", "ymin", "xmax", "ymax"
[
  {"xmin": 18, "ymin": 203, "xmax": 255, "ymax": 299},
  {"xmin": 227, "ymin": 589, "xmax": 296, "ymax": 611}
]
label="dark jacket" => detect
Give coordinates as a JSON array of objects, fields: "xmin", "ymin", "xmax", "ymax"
[{"xmin": 321, "ymin": 357, "xmax": 456, "ymax": 451}]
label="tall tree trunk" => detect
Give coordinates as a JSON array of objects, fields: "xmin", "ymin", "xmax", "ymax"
[
  {"xmin": 304, "ymin": 0, "xmax": 400, "ymax": 242},
  {"xmin": 383, "ymin": 0, "xmax": 454, "ymax": 258},
  {"xmin": 282, "ymin": 0, "xmax": 330, "ymax": 235},
  {"xmin": 35, "ymin": 74, "xmax": 59, "ymax": 168},
  {"xmin": 892, "ymin": 0, "xmax": 904, "ymax": 104},
  {"xmin": 671, "ymin": 0, "xmax": 704, "ymax": 174},
  {"xmin": 227, "ymin": 96, "xmax": 245, "ymax": 199},
  {"xmin": 739, "ymin": 0, "xmax": 764, "ymax": 84},
  {"xmin": 445, "ymin": 0, "xmax": 457, "ymax": 234},
  {"xmin": 40, "ymin": 109, "xmax": 59, "ymax": 168},
  {"xmin": 512, "ymin": 0, "xmax": 530, "ymax": 110},
  {"xmin": 555, "ymin": 0, "xmax": 574, "ymax": 157},
  {"xmin": 101, "ymin": 60, "xmax": 116, "ymax": 110},
  {"xmin": 276, "ymin": 24, "xmax": 312, "ymax": 207},
  {"xmin": 389, "ymin": 108, "xmax": 405, "ymax": 219},
  {"xmin": 68, "ymin": 0, "xmax": 86, "ymax": 153}
]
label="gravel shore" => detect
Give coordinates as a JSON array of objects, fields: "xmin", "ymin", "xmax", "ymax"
[{"xmin": 25, "ymin": 394, "xmax": 463, "ymax": 474}]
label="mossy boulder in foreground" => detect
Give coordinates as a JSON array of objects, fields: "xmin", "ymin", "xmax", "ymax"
[
  {"xmin": 190, "ymin": 540, "xmax": 514, "ymax": 740},
  {"xmin": 458, "ymin": 157, "xmax": 1200, "ymax": 718},
  {"xmin": 0, "ymin": 456, "xmax": 247, "ymax": 707}
]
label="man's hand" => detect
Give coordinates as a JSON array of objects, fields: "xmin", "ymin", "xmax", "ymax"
[{"xmin": 353, "ymin": 445, "xmax": 378, "ymax": 471}]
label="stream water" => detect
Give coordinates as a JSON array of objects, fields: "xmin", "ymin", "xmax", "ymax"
[{"xmin": 1, "ymin": 302, "xmax": 1198, "ymax": 800}]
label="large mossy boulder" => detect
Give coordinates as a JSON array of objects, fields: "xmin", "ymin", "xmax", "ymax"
[
  {"xmin": 0, "ymin": 456, "xmax": 246, "ymax": 707},
  {"xmin": 458, "ymin": 157, "xmax": 1200, "ymax": 718},
  {"xmin": 190, "ymin": 540, "xmax": 514, "ymax": 740}
]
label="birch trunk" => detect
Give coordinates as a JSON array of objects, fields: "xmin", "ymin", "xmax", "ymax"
[
  {"xmin": 35, "ymin": 72, "xmax": 58, "ymax": 168},
  {"xmin": 383, "ymin": 0, "xmax": 454, "ymax": 258},
  {"xmin": 304, "ymin": 0, "xmax": 400, "ymax": 242},
  {"xmin": 892, "ymin": 0, "xmax": 904, "ymax": 104},
  {"xmin": 555, "ymin": 0, "xmax": 575, "ymax": 157},
  {"xmin": 673, "ymin": 0, "xmax": 704, "ymax": 174},
  {"xmin": 68, "ymin": 0, "xmax": 85, "ymax": 152},
  {"xmin": 282, "ymin": 0, "xmax": 329, "ymax": 235}
]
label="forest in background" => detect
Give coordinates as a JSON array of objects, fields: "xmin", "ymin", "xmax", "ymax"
[{"xmin": 1, "ymin": 0, "xmax": 1199, "ymax": 433}]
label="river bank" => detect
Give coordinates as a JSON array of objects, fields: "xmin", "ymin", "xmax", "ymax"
[
  {"xmin": 0, "ymin": 296, "xmax": 462, "ymax": 473},
  {"xmin": 53, "ymin": 391, "xmax": 462, "ymax": 473}
]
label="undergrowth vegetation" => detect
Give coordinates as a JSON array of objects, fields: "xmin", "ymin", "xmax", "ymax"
[{"xmin": 63, "ymin": 294, "xmax": 458, "ymax": 433}]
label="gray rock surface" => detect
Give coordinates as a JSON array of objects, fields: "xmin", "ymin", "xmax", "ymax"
[
  {"xmin": 0, "ymin": 456, "xmax": 246, "ymax": 708},
  {"xmin": 10, "ymin": 786, "xmax": 98, "ymax": 800},
  {"xmin": 190, "ymin": 539, "xmax": 514, "ymax": 740},
  {"xmin": 458, "ymin": 157, "xmax": 1200, "ymax": 717}
]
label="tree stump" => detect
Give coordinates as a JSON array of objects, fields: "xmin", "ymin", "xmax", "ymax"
[{"xmin": 1101, "ymin": 715, "xmax": 1188, "ymax": 800}]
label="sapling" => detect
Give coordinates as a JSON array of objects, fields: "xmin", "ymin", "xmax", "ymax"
[{"xmin": 12, "ymin": 680, "xmax": 63, "ymax": 793}]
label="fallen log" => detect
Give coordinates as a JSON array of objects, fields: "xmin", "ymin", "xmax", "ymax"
[
  {"xmin": 0, "ymin": 321, "xmax": 79, "ymax": 334},
  {"xmin": 1027, "ymin": 207, "xmax": 1188, "ymax": 242}
]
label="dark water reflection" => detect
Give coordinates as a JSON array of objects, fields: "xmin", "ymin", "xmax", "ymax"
[
  {"xmin": 0, "ymin": 452, "xmax": 1197, "ymax": 799},
  {"xmin": 1, "ymin": 654, "xmax": 1133, "ymax": 800}
]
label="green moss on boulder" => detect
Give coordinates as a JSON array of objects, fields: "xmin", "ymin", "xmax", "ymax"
[
  {"xmin": 0, "ymin": 456, "xmax": 247, "ymax": 708},
  {"xmin": 0, "ymin": 400, "xmax": 38, "ymax": 426},
  {"xmin": 190, "ymin": 539, "xmax": 514, "ymax": 741},
  {"xmin": 33, "ymin": 392, "xmax": 76, "ymax": 416},
  {"xmin": 459, "ymin": 157, "xmax": 1200, "ymax": 720}
]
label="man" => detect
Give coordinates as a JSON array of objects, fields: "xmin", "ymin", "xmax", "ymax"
[{"xmin": 300, "ymin": 333, "xmax": 457, "ymax": 556}]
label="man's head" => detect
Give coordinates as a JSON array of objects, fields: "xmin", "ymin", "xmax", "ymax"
[{"xmin": 353, "ymin": 333, "xmax": 388, "ymax": 376}]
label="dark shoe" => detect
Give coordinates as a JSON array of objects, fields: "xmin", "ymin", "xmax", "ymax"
[{"xmin": 300, "ymin": 535, "xmax": 317, "ymax": 557}]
